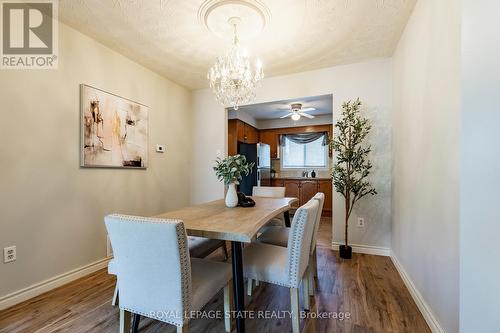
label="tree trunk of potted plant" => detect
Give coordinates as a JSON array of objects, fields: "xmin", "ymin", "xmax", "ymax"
[{"xmin": 340, "ymin": 191, "xmax": 352, "ymax": 259}]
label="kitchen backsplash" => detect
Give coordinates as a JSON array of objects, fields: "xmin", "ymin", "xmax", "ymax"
[{"xmin": 271, "ymin": 159, "xmax": 332, "ymax": 178}]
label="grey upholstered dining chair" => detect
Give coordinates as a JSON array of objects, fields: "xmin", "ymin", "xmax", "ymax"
[
  {"xmin": 105, "ymin": 214, "xmax": 232, "ymax": 333},
  {"xmin": 252, "ymin": 185, "xmax": 286, "ymax": 198},
  {"xmin": 252, "ymin": 186, "xmax": 286, "ymax": 226},
  {"xmin": 242, "ymin": 199, "xmax": 320, "ymax": 333},
  {"xmin": 108, "ymin": 235, "xmax": 228, "ymax": 307},
  {"xmin": 257, "ymin": 192, "xmax": 325, "ymax": 296},
  {"xmin": 248, "ymin": 186, "xmax": 287, "ymax": 295}
]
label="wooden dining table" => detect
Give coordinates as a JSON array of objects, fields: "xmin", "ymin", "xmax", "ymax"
[{"xmin": 155, "ymin": 196, "xmax": 298, "ymax": 333}]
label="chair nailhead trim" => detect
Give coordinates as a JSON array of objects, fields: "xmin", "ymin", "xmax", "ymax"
[{"xmin": 287, "ymin": 208, "xmax": 309, "ymax": 288}]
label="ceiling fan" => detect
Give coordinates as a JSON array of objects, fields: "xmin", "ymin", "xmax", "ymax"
[{"xmin": 280, "ymin": 103, "xmax": 315, "ymax": 121}]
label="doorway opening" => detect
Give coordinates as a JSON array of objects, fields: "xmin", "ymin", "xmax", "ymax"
[{"xmin": 225, "ymin": 93, "xmax": 334, "ymax": 246}]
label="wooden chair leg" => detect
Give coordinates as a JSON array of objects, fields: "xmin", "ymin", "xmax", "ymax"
[
  {"xmin": 247, "ymin": 278, "xmax": 253, "ymax": 296},
  {"xmin": 224, "ymin": 282, "xmax": 232, "ymax": 332},
  {"xmin": 302, "ymin": 276, "xmax": 310, "ymax": 311},
  {"xmin": 177, "ymin": 324, "xmax": 189, "ymax": 333},
  {"xmin": 112, "ymin": 285, "xmax": 119, "ymax": 306},
  {"xmin": 119, "ymin": 309, "xmax": 131, "ymax": 333},
  {"xmin": 290, "ymin": 287, "xmax": 300, "ymax": 333}
]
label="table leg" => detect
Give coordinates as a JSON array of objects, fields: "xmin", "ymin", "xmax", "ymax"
[
  {"xmin": 284, "ymin": 210, "xmax": 291, "ymax": 227},
  {"xmin": 131, "ymin": 314, "xmax": 140, "ymax": 333},
  {"xmin": 231, "ymin": 241, "xmax": 245, "ymax": 333}
]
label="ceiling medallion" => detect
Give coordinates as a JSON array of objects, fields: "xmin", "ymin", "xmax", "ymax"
[
  {"xmin": 198, "ymin": 0, "xmax": 271, "ymax": 41},
  {"xmin": 202, "ymin": 0, "xmax": 269, "ymax": 110}
]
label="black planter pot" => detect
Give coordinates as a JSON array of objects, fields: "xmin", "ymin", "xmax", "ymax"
[{"xmin": 339, "ymin": 245, "xmax": 352, "ymax": 259}]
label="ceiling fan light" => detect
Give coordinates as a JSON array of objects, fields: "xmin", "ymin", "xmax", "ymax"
[{"xmin": 291, "ymin": 113, "xmax": 301, "ymax": 121}]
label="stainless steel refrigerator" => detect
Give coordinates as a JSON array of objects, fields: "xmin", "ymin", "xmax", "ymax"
[{"xmin": 238, "ymin": 142, "xmax": 271, "ymax": 195}]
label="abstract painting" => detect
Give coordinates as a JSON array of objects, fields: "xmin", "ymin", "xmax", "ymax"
[{"xmin": 80, "ymin": 84, "xmax": 148, "ymax": 168}]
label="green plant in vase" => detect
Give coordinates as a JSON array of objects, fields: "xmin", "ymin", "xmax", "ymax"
[
  {"xmin": 214, "ymin": 154, "xmax": 254, "ymax": 207},
  {"xmin": 331, "ymin": 98, "xmax": 377, "ymax": 259}
]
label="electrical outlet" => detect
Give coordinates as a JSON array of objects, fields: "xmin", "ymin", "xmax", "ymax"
[
  {"xmin": 155, "ymin": 144, "xmax": 165, "ymax": 153},
  {"xmin": 3, "ymin": 246, "xmax": 16, "ymax": 263},
  {"xmin": 357, "ymin": 218, "xmax": 365, "ymax": 228}
]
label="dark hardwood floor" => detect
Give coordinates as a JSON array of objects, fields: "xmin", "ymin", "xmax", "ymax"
[
  {"xmin": 316, "ymin": 215, "xmax": 332, "ymax": 249},
  {"xmin": 0, "ymin": 219, "xmax": 430, "ymax": 333}
]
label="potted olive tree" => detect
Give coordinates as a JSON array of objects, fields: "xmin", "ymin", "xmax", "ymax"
[
  {"xmin": 214, "ymin": 155, "xmax": 254, "ymax": 208},
  {"xmin": 331, "ymin": 99, "xmax": 377, "ymax": 259}
]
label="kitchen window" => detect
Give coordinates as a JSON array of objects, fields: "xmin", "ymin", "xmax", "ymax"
[{"xmin": 281, "ymin": 133, "xmax": 328, "ymax": 169}]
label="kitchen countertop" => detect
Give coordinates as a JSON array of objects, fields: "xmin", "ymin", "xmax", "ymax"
[{"xmin": 272, "ymin": 177, "xmax": 332, "ymax": 181}]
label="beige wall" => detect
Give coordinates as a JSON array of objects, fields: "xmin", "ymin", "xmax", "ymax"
[
  {"xmin": 460, "ymin": 1, "xmax": 500, "ymax": 331},
  {"xmin": 191, "ymin": 58, "xmax": 393, "ymax": 250},
  {"xmin": 0, "ymin": 23, "xmax": 192, "ymax": 300},
  {"xmin": 392, "ymin": 0, "xmax": 460, "ymax": 331},
  {"xmin": 190, "ymin": 88, "xmax": 227, "ymax": 204}
]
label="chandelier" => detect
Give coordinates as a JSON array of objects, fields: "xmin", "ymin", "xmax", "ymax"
[{"xmin": 207, "ymin": 17, "xmax": 264, "ymax": 110}]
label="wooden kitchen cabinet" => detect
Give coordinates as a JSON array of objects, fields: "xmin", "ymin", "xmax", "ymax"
[
  {"xmin": 259, "ymin": 129, "xmax": 279, "ymax": 158},
  {"xmin": 236, "ymin": 120, "xmax": 245, "ymax": 143},
  {"xmin": 318, "ymin": 180, "xmax": 332, "ymax": 215},
  {"xmin": 284, "ymin": 180, "xmax": 301, "ymax": 208},
  {"xmin": 235, "ymin": 120, "xmax": 258, "ymax": 144},
  {"xmin": 244, "ymin": 123, "xmax": 259, "ymax": 144},
  {"xmin": 301, "ymin": 180, "xmax": 319, "ymax": 203},
  {"xmin": 280, "ymin": 178, "xmax": 332, "ymax": 216},
  {"xmin": 228, "ymin": 119, "xmax": 259, "ymax": 155},
  {"xmin": 228, "ymin": 120, "xmax": 238, "ymax": 156},
  {"xmin": 271, "ymin": 179, "xmax": 284, "ymax": 187}
]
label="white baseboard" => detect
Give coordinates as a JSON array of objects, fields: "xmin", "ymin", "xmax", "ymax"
[
  {"xmin": 0, "ymin": 257, "xmax": 111, "ymax": 310},
  {"xmin": 390, "ymin": 253, "xmax": 445, "ymax": 333},
  {"xmin": 331, "ymin": 241, "xmax": 390, "ymax": 256}
]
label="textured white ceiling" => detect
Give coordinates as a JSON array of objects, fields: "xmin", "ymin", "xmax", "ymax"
[{"xmin": 59, "ymin": 0, "xmax": 416, "ymax": 89}]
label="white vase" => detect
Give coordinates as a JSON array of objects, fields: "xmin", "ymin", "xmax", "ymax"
[{"xmin": 225, "ymin": 182, "xmax": 239, "ymax": 208}]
